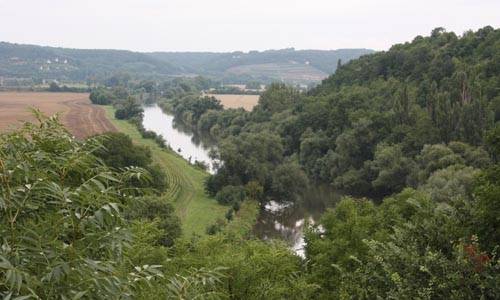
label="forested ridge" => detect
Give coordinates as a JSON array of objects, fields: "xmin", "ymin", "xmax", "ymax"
[
  {"xmin": 162, "ymin": 26, "xmax": 500, "ymax": 200},
  {"xmin": 157, "ymin": 27, "xmax": 500, "ymax": 298},
  {"xmin": 1, "ymin": 27, "xmax": 499, "ymax": 298}
]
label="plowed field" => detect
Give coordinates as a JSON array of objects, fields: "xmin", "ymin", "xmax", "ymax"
[{"xmin": 0, "ymin": 92, "xmax": 116, "ymax": 138}]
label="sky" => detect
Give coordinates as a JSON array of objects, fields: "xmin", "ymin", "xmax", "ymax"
[{"xmin": 0, "ymin": 0, "xmax": 499, "ymax": 52}]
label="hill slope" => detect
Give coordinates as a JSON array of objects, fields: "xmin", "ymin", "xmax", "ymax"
[
  {"xmin": 0, "ymin": 42, "xmax": 179, "ymax": 82},
  {"xmin": 0, "ymin": 42, "xmax": 373, "ymax": 85},
  {"xmin": 149, "ymin": 48, "xmax": 374, "ymax": 83}
]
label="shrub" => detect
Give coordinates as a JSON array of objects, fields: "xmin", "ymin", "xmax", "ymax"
[{"xmin": 215, "ymin": 185, "xmax": 246, "ymax": 205}]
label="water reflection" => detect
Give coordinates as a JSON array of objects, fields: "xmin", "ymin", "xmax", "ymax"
[
  {"xmin": 142, "ymin": 104, "xmax": 218, "ymax": 173},
  {"xmin": 254, "ymin": 184, "xmax": 340, "ymax": 257}
]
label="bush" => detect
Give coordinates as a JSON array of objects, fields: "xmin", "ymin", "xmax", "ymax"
[
  {"xmin": 90, "ymin": 86, "xmax": 116, "ymax": 105},
  {"xmin": 225, "ymin": 208, "xmax": 234, "ymax": 221},
  {"xmin": 215, "ymin": 185, "xmax": 246, "ymax": 205},
  {"xmin": 146, "ymin": 164, "xmax": 168, "ymax": 192},
  {"xmin": 0, "ymin": 113, "xmax": 159, "ymax": 298},
  {"xmin": 94, "ymin": 132, "xmax": 152, "ymax": 169},
  {"xmin": 206, "ymin": 219, "xmax": 226, "ymax": 235},
  {"xmin": 115, "ymin": 97, "xmax": 143, "ymax": 120},
  {"xmin": 127, "ymin": 197, "xmax": 182, "ymax": 247}
]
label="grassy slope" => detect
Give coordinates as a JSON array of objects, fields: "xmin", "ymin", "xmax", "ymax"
[{"xmin": 103, "ymin": 106, "xmax": 227, "ymax": 236}]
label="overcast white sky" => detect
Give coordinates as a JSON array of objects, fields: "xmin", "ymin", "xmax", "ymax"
[{"xmin": 0, "ymin": 0, "xmax": 499, "ymax": 52}]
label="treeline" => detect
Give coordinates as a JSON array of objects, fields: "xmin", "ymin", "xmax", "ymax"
[
  {"xmin": 46, "ymin": 81, "xmax": 89, "ymax": 93},
  {"xmin": 210, "ymin": 85, "xmax": 261, "ymax": 95}
]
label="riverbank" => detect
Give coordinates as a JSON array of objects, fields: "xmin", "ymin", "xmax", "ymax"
[{"xmin": 103, "ymin": 106, "xmax": 240, "ymax": 236}]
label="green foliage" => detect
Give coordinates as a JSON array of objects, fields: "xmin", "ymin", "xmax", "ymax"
[
  {"xmin": 162, "ymin": 27, "xmax": 500, "ymax": 202},
  {"xmin": 210, "ymin": 131, "xmax": 284, "ymax": 193},
  {"xmin": 165, "ymin": 94, "xmax": 223, "ymax": 127},
  {"xmin": 422, "ymin": 164, "xmax": 480, "ymax": 203},
  {"xmin": 144, "ymin": 236, "xmax": 317, "ymax": 299},
  {"xmin": 270, "ymin": 162, "xmax": 309, "ymax": 202},
  {"xmin": 115, "ymin": 96, "xmax": 143, "ymax": 120},
  {"xmin": 485, "ymin": 123, "xmax": 500, "ymax": 161},
  {"xmin": 305, "ymin": 197, "xmax": 379, "ymax": 292},
  {"xmin": 94, "ymin": 132, "xmax": 167, "ymax": 192},
  {"xmin": 368, "ymin": 143, "xmax": 415, "ymax": 196},
  {"xmin": 257, "ymin": 83, "xmax": 302, "ymax": 113},
  {"xmin": 126, "ymin": 197, "xmax": 181, "ymax": 247},
  {"xmin": 306, "ymin": 188, "xmax": 500, "ymax": 298},
  {"xmin": 473, "ymin": 165, "xmax": 500, "ymax": 251},
  {"xmin": 245, "ymin": 81, "xmax": 262, "ymax": 90},
  {"xmin": 95, "ymin": 132, "xmax": 152, "ymax": 168},
  {"xmin": 0, "ymin": 112, "xmax": 160, "ymax": 299},
  {"xmin": 244, "ymin": 181, "xmax": 264, "ymax": 201},
  {"xmin": 149, "ymin": 48, "xmax": 372, "ymax": 84},
  {"xmin": 90, "ymin": 86, "xmax": 117, "ymax": 105},
  {"xmin": 48, "ymin": 81, "xmax": 61, "ymax": 92},
  {"xmin": 215, "ymin": 185, "xmax": 245, "ymax": 205}
]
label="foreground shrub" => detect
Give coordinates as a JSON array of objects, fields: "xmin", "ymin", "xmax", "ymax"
[{"xmin": 0, "ymin": 112, "xmax": 161, "ymax": 298}]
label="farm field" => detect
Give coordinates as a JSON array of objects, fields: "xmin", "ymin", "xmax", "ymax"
[
  {"xmin": 209, "ymin": 93, "xmax": 259, "ymax": 111},
  {"xmin": 0, "ymin": 92, "xmax": 116, "ymax": 138}
]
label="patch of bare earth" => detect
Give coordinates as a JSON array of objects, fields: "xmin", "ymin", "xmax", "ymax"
[
  {"xmin": 0, "ymin": 92, "xmax": 116, "ymax": 139},
  {"xmin": 209, "ymin": 94, "xmax": 259, "ymax": 111}
]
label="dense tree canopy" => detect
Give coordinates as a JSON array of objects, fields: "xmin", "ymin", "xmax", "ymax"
[
  {"xmin": 160, "ymin": 27, "xmax": 500, "ymax": 202},
  {"xmin": 155, "ymin": 27, "xmax": 500, "ymax": 298}
]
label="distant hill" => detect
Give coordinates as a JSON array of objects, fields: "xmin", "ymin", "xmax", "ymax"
[
  {"xmin": 0, "ymin": 42, "xmax": 374, "ymax": 85},
  {"xmin": 0, "ymin": 42, "xmax": 179, "ymax": 83},
  {"xmin": 148, "ymin": 48, "xmax": 374, "ymax": 84}
]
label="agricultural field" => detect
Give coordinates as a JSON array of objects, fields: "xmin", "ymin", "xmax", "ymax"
[
  {"xmin": 0, "ymin": 92, "xmax": 116, "ymax": 138},
  {"xmin": 209, "ymin": 93, "xmax": 259, "ymax": 111}
]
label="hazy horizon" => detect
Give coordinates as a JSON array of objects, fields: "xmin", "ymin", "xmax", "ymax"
[{"xmin": 1, "ymin": 0, "xmax": 499, "ymax": 52}]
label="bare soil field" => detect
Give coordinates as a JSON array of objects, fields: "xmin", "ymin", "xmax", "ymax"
[
  {"xmin": 209, "ymin": 94, "xmax": 259, "ymax": 111},
  {"xmin": 0, "ymin": 92, "xmax": 116, "ymax": 138}
]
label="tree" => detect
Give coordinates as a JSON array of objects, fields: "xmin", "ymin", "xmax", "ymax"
[
  {"xmin": 126, "ymin": 197, "xmax": 181, "ymax": 247},
  {"xmin": 257, "ymin": 83, "xmax": 301, "ymax": 113},
  {"xmin": 115, "ymin": 96, "xmax": 143, "ymax": 120},
  {"xmin": 89, "ymin": 86, "xmax": 116, "ymax": 105},
  {"xmin": 369, "ymin": 143, "xmax": 415, "ymax": 196},
  {"xmin": 95, "ymin": 132, "xmax": 152, "ymax": 168},
  {"xmin": 48, "ymin": 81, "xmax": 61, "ymax": 92},
  {"xmin": 94, "ymin": 132, "xmax": 167, "ymax": 192},
  {"xmin": 215, "ymin": 185, "xmax": 246, "ymax": 205},
  {"xmin": 270, "ymin": 162, "xmax": 309, "ymax": 202},
  {"xmin": 485, "ymin": 124, "xmax": 500, "ymax": 162},
  {"xmin": 305, "ymin": 197, "xmax": 378, "ymax": 295}
]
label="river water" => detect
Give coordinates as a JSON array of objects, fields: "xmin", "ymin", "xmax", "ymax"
[
  {"xmin": 142, "ymin": 104, "xmax": 218, "ymax": 173},
  {"xmin": 142, "ymin": 104, "xmax": 338, "ymax": 256}
]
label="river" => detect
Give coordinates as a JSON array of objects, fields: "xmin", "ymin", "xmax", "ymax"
[
  {"xmin": 141, "ymin": 104, "xmax": 338, "ymax": 256},
  {"xmin": 142, "ymin": 104, "xmax": 218, "ymax": 173}
]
